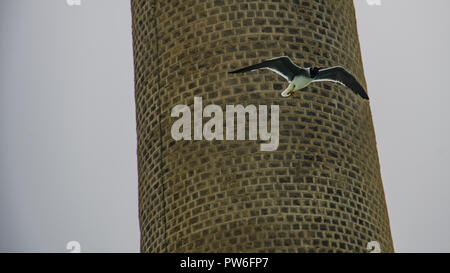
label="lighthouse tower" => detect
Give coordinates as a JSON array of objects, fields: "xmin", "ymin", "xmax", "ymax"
[{"xmin": 130, "ymin": 0, "xmax": 394, "ymax": 253}]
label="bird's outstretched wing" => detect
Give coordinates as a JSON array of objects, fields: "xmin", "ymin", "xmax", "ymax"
[
  {"xmin": 313, "ymin": 67, "xmax": 369, "ymax": 100},
  {"xmin": 229, "ymin": 56, "xmax": 300, "ymax": 81}
]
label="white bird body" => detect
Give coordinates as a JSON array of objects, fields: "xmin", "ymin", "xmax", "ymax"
[
  {"xmin": 281, "ymin": 75, "xmax": 313, "ymax": 97},
  {"xmin": 293, "ymin": 75, "xmax": 314, "ymax": 90}
]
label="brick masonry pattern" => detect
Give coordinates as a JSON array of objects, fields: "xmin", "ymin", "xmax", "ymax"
[{"xmin": 131, "ymin": 0, "xmax": 394, "ymax": 253}]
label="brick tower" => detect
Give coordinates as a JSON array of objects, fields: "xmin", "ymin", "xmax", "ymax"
[{"xmin": 131, "ymin": 0, "xmax": 394, "ymax": 253}]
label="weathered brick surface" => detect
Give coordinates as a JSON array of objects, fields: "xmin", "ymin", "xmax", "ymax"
[{"xmin": 131, "ymin": 0, "xmax": 394, "ymax": 253}]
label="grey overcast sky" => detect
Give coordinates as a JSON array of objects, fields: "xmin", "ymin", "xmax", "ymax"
[{"xmin": 0, "ymin": 0, "xmax": 449, "ymax": 253}]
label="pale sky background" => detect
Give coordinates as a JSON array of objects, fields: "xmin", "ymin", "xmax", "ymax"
[{"xmin": 1, "ymin": 0, "xmax": 449, "ymax": 253}]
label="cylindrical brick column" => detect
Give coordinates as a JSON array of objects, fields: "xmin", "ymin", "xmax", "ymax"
[{"xmin": 131, "ymin": 0, "xmax": 394, "ymax": 253}]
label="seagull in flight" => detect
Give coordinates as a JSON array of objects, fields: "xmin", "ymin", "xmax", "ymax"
[{"xmin": 229, "ymin": 56, "xmax": 369, "ymax": 100}]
